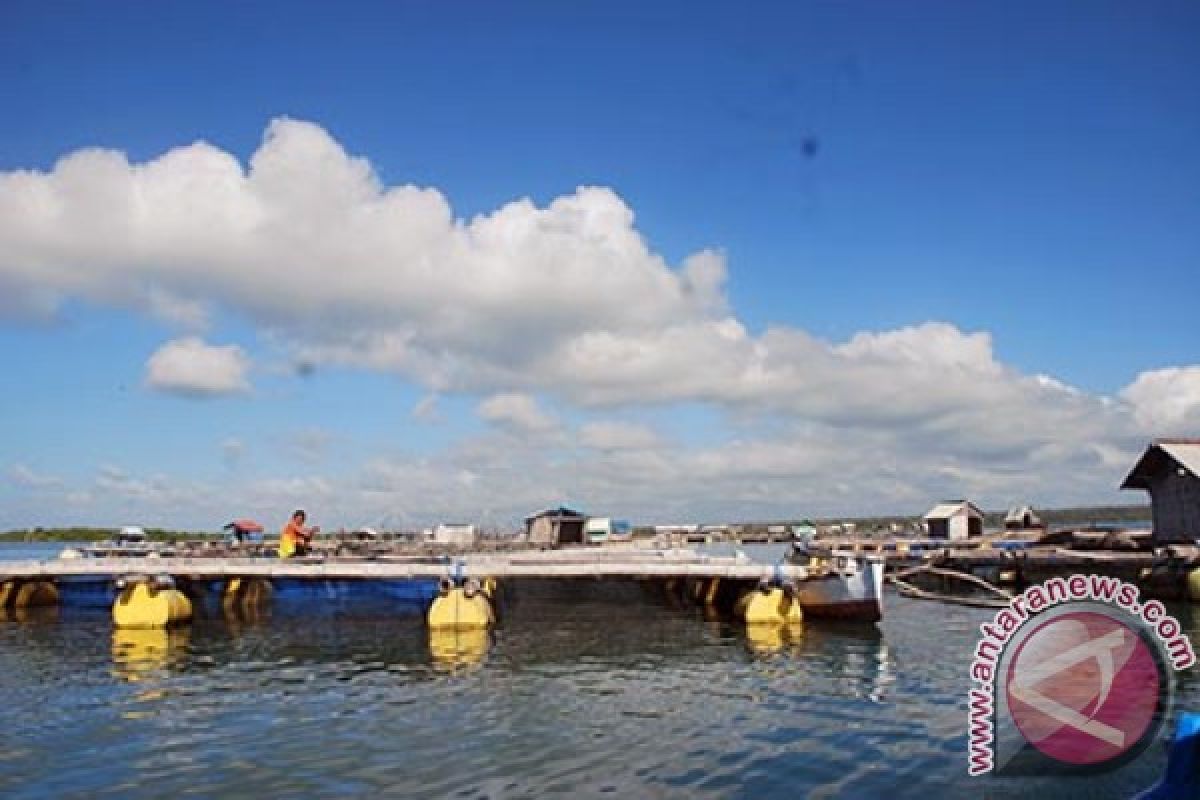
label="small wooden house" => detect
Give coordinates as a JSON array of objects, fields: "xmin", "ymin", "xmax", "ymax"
[
  {"xmin": 1121, "ymin": 439, "xmax": 1200, "ymax": 544},
  {"xmin": 525, "ymin": 507, "xmax": 587, "ymax": 547},
  {"xmin": 432, "ymin": 523, "xmax": 478, "ymax": 546},
  {"xmin": 923, "ymin": 501, "xmax": 984, "ymax": 540}
]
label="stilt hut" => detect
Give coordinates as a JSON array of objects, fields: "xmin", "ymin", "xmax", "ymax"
[
  {"xmin": 1121, "ymin": 439, "xmax": 1200, "ymax": 544},
  {"xmin": 922, "ymin": 501, "xmax": 984, "ymax": 540},
  {"xmin": 525, "ymin": 507, "xmax": 587, "ymax": 547}
]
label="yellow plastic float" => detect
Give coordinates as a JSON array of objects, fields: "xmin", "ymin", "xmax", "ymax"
[
  {"xmin": 427, "ymin": 578, "xmax": 494, "ymax": 631},
  {"xmin": 113, "ymin": 581, "xmax": 192, "ymax": 628},
  {"xmin": 736, "ymin": 584, "xmax": 804, "ymax": 626},
  {"xmin": 1189, "ymin": 567, "xmax": 1200, "ymax": 603}
]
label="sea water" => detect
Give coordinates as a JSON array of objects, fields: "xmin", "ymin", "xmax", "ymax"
[{"xmin": 1, "ymin": 542, "xmax": 1197, "ymax": 798}]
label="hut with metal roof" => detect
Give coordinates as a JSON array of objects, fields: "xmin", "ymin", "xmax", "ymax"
[
  {"xmin": 1121, "ymin": 439, "xmax": 1200, "ymax": 544},
  {"xmin": 922, "ymin": 501, "xmax": 984, "ymax": 540},
  {"xmin": 525, "ymin": 507, "xmax": 587, "ymax": 547},
  {"xmin": 1004, "ymin": 505, "xmax": 1043, "ymax": 530}
]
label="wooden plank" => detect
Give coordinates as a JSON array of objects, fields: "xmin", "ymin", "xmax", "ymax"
[{"xmin": 0, "ymin": 556, "xmax": 810, "ymax": 582}]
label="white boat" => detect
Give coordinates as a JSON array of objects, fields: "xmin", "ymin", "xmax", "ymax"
[{"xmin": 794, "ymin": 551, "xmax": 885, "ymax": 622}]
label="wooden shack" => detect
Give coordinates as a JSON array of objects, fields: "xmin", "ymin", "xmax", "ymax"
[
  {"xmin": 525, "ymin": 507, "xmax": 587, "ymax": 547},
  {"xmin": 432, "ymin": 523, "xmax": 478, "ymax": 546},
  {"xmin": 922, "ymin": 501, "xmax": 984, "ymax": 540},
  {"xmin": 1121, "ymin": 439, "xmax": 1200, "ymax": 544}
]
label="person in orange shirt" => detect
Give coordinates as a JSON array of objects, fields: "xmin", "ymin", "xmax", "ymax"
[{"xmin": 279, "ymin": 509, "xmax": 319, "ymax": 558}]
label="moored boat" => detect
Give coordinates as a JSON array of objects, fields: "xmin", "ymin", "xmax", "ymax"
[{"xmin": 791, "ymin": 550, "xmax": 885, "ymax": 622}]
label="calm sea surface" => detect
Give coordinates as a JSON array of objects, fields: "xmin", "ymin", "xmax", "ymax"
[{"xmin": 2, "ymin": 542, "xmax": 1197, "ymax": 798}]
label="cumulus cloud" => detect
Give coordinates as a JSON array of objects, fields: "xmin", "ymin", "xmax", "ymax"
[
  {"xmin": 0, "ymin": 118, "xmax": 1195, "ymax": 523},
  {"xmin": 1120, "ymin": 366, "xmax": 1200, "ymax": 434},
  {"xmin": 477, "ymin": 392, "xmax": 559, "ymax": 434},
  {"xmin": 0, "ymin": 118, "xmax": 722, "ymax": 391},
  {"xmin": 144, "ymin": 337, "xmax": 251, "ymax": 396}
]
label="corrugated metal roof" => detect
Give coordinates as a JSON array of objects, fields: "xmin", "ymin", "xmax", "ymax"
[
  {"xmin": 923, "ymin": 501, "xmax": 983, "ymax": 519},
  {"xmin": 1160, "ymin": 441, "xmax": 1200, "ymax": 478},
  {"xmin": 1005, "ymin": 505, "xmax": 1039, "ymax": 522},
  {"xmin": 1122, "ymin": 440, "xmax": 1200, "ymax": 489}
]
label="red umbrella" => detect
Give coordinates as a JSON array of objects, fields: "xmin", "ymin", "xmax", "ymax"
[{"xmin": 225, "ymin": 518, "xmax": 265, "ymax": 533}]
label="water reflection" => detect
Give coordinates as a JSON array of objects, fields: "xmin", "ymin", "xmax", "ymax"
[
  {"xmin": 0, "ymin": 583, "xmax": 1192, "ymax": 799},
  {"xmin": 744, "ymin": 622, "xmax": 798, "ymax": 656},
  {"xmin": 0, "ymin": 604, "xmax": 60, "ymax": 624},
  {"xmin": 112, "ymin": 626, "xmax": 190, "ymax": 683}
]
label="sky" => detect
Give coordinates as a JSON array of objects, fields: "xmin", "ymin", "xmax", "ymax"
[{"xmin": 1, "ymin": 1, "xmax": 1198, "ymax": 531}]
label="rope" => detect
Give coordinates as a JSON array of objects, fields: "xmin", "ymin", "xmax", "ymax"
[
  {"xmin": 886, "ymin": 563, "xmax": 1014, "ymax": 608},
  {"xmin": 890, "ymin": 576, "xmax": 1011, "ymax": 609},
  {"xmin": 902, "ymin": 565, "xmax": 1013, "ymax": 599}
]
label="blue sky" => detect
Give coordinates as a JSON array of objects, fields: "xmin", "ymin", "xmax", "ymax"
[{"xmin": 1, "ymin": 1, "xmax": 1197, "ymax": 530}]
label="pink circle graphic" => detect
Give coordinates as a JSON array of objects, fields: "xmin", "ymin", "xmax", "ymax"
[{"xmin": 1005, "ymin": 611, "xmax": 1161, "ymax": 766}]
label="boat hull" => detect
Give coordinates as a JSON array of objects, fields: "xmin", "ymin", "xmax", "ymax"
[{"xmin": 795, "ymin": 557, "xmax": 884, "ymax": 622}]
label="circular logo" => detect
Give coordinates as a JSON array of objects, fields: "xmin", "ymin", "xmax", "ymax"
[{"xmin": 1005, "ymin": 610, "xmax": 1164, "ymax": 766}]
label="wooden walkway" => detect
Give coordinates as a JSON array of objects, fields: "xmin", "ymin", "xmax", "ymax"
[{"xmin": 0, "ymin": 549, "xmax": 810, "ymax": 582}]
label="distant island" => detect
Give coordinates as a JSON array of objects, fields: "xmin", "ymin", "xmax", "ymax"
[
  {"xmin": 811, "ymin": 503, "xmax": 1152, "ymax": 531},
  {"xmin": 0, "ymin": 504, "xmax": 1152, "ymax": 543},
  {"xmin": 0, "ymin": 527, "xmax": 218, "ymax": 543}
]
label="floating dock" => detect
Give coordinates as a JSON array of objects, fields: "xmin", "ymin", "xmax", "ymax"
[
  {"xmin": 0, "ymin": 550, "xmax": 814, "ymax": 583},
  {"xmin": 0, "ymin": 548, "xmax": 869, "ymax": 650}
]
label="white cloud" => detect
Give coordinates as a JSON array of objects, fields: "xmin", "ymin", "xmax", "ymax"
[
  {"xmin": 477, "ymin": 392, "xmax": 558, "ymax": 434},
  {"xmin": 144, "ymin": 337, "xmax": 251, "ymax": 396},
  {"xmin": 579, "ymin": 420, "xmax": 663, "ymax": 451},
  {"xmin": 0, "ymin": 119, "xmax": 1194, "ymax": 524},
  {"xmin": 5, "ymin": 463, "xmax": 64, "ymax": 490},
  {"xmin": 1120, "ymin": 366, "xmax": 1200, "ymax": 434},
  {"xmin": 0, "ymin": 118, "xmax": 721, "ymax": 393}
]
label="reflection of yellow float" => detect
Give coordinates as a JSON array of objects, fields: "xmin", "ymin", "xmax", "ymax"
[
  {"xmin": 113, "ymin": 581, "xmax": 192, "ymax": 628},
  {"xmin": 112, "ymin": 626, "xmax": 190, "ymax": 682},
  {"xmin": 1189, "ymin": 568, "xmax": 1200, "ymax": 602},
  {"xmin": 0, "ymin": 604, "xmax": 60, "ymax": 624},
  {"xmin": 429, "ymin": 627, "xmax": 490, "ymax": 669},
  {"xmin": 745, "ymin": 623, "xmax": 789, "ymax": 655}
]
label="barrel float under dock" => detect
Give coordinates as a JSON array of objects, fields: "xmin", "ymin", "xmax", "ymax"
[
  {"xmin": 736, "ymin": 585, "xmax": 804, "ymax": 626},
  {"xmin": 0, "ymin": 580, "xmax": 59, "ymax": 609},
  {"xmin": 427, "ymin": 578, "xmax": 494, "ymax": 631},
  {"xmin": 113, "ymin": 580, "xmax": 192, "ymax": 628},
  {"xmin": 222, "ymin": 577, "xmax": 273, "ymax": 617}
]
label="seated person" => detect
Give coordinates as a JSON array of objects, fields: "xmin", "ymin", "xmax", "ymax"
[{"xmin": 279, "ymin": 509, "xmax": 319, "ymax": 558}]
